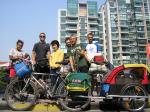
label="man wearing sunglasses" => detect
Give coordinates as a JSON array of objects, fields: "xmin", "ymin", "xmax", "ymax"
[{"xmin": 32, "ymin": 32, "xmax": 50, "ymax": 73}]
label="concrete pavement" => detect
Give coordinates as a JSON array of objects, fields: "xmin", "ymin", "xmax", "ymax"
[{"xmin": 1, "ymin": 92, "xmax": 150, "ymax": 112}]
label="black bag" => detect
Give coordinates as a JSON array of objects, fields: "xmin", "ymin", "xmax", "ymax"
[{"xmin": 37, "ymin": 59, "xmax": 49, "ymax": 68}]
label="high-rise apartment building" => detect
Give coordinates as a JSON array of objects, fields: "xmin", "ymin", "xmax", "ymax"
[
  {"xmin": 101, "ymin": 0, "xmax": 150, "ymax": 66},
  {"xmin": 58, "ymin": 0, "xmax": 101, "ymax": 53}
]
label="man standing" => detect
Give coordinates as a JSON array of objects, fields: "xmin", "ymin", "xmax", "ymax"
[
  {"xmin": 67, "ymin": 34, "xmax": 89, "ymax": 73},
  {"xmin": 85, "ymin": 32, "xmax": 101, "ymax": 61},
  {"xmin": 9, "ymin": 40, "xmax": 26, "ymax": 78},
  {"xmin": 32, "ymin": 32, "xmax": 50, "ymax": 73}
]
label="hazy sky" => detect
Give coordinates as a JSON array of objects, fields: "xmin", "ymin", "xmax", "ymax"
[{"xmin": 0, "ymin": 0, "xmax": 106, "ymax": 61}]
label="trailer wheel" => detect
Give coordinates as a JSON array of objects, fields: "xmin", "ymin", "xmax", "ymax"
[{"xmin": 120, "ymin": 83, "xmax": 147, "ymax": 112}]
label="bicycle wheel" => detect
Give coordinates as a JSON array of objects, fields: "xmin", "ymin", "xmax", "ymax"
[
  {"xmin": 58, "ymin": 82, "xmax": 91, "ymax": 112},
  {"xmin": 5, "ymin": 77, "xmax": 37, "ymax": 111},
  {"xmin": 121, "ymin": 83, "xmax": 147, "ymax": 112}
]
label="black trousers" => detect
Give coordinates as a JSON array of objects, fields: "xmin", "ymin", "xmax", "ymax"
[{"xmin": 34, "ymin": 64, "xmax": 50, "ymax": 79}]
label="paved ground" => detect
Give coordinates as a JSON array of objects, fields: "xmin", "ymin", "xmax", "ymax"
[{"xmin": 1, "ymin": 92, "xmax": 150, "ymax": 112}]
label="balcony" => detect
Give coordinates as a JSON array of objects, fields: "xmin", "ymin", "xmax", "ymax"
[
  {"xmin": 112, "ymin": 37, "xmax": 119, "ymax": 40},
  {"xmin": 67, "ymin": 15, "xmax": 78, "ymax": 18},
  {"xmin": 122, "ymin": 56, "xmax": 130, "ymax": 60},
  {"xmin": 66, "ymin": 20, "xmax": 78, "ymax": 24},
  {"xmin": 88, "ymin": 15, "xmax": 98, "ymax": 19},
  {"xmin": 89, "ymin": 28, "xmax": 99, "ymax": 31},
  {"xmin": 88, "ymin": 21, "xmax": 98, "ymax": 24},
  {"xmin": 66, "ymin": 27, "xmax": 77, "ymax": 31},
  {"xmin": 120, "ymin": 30, "xmax": 129, "ymax": 33},
  {"xmin": 121, "ymin": 37, "xmax": 129, "ymax": 40}
]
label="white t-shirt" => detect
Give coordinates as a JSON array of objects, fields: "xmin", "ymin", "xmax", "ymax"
[
  {"xmin": 9, "ymin": 48, "xmax": 25, "ymax": 58},
  {"xmin": 86, "ymin": 44, "xmax": 98, "ymax": 60}
]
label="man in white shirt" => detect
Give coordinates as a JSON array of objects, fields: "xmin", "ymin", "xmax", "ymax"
[
  {"xmin": 85, "ymin": 32, "xmax": 102, "ymax": 61},
  {"xmin": 9, "ymin": 40, "xmax": 26, "ymax": 64}
]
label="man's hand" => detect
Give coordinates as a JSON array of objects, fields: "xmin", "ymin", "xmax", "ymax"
[
  {"xmin": 14, "ymin": 56, "xmax": 23, "ymax": 60},
  {"xmin": 79, "ymin": 50, "xmax": 85, "ymax": 56},
  {"xmin": 32, "ymin": 60, "xmax": 36, "ymax": 65}
]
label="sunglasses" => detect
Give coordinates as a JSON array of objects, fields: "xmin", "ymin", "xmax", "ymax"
[
  {"xmin": 40, "ymin": 36, "xmax": 45, "ymax": 38},
  {"xmin": 17, "ymin": 43, "xmax": 23, "ymax": 47}
]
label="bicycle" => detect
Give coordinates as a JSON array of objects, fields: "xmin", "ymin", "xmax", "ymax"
[
  {"xmin": 4, "ymin": 59, "xmax": 67, "ymax": 111},
  {"xmin": 58, "ymin": 50, "xmax": 92, "ymax": 112},
  {"xmin": 58, "ymin": 55, "xmax": 114, "ymax": 112}
]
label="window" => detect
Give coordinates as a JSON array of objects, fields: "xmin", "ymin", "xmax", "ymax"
[
  {"xmin": 61, "ymin": 31, "xmax": 66, "ymax": 36},
  {"xmin": 111, "ymin": 27, "xmax": 117, "ymax": 32},
  {"xmin": 99, "ymin": 26, "xmax": 103, "ymax": 32},
  {"xmin": 61, "ymin": 17, "xmax": 66, "ymax": 23},
  {"xmin": 61, "ymin": 24, "xmax": 66, "ymax": 30},
  {"xmin": 61, "ymin": 11, "xmax": 66, "ymax": 16},
  {"xmin": 87, "ymin": 1, "xmax": 97, "ymax": 16},
  {"xmin": 120, "ymin": 15, "xmax": 127, "ymax": 20},
  {"xmin": 137, "ymin": 26, "xmax": 144, "ymax": 31},
  {"xmin": 109, "ymin": 1, "xmax": 115, "ymax": 7},
  {"xmin": 113, "ymin": 47, "xmax": 119, "ymax": 52}
]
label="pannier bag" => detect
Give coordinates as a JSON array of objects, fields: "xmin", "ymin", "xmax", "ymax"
[
  {"xmin": 14, "ymin": 62, "xmax": 31, "ymax": 78},
  {"xmin": 65, "ymin": 72, "xmax": 92, "ymax": 92}
]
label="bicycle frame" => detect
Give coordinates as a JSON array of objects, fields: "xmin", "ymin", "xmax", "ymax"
[{"xmin": 22, "ymin": 72, "xmax": 66, "ymax": 98}]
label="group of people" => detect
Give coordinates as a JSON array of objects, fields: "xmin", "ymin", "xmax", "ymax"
[{"xmin": 9, "ymin": 32, "xmax": 108, "ymax": 85}]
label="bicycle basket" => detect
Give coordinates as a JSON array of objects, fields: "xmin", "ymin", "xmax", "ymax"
[
  {"xmin": 65, "ymin": 72, "xmax": 92, "ymax": 92},
  {"xmin": 14, "ymin": 61, "xmax": 31, "ymax": 78}
]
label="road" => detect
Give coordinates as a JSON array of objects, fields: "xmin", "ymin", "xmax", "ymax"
[{"xmin": 1, "ymin": 92, "xmax": 150, "ymax": 112}]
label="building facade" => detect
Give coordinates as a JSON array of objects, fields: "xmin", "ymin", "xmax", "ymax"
[
  {"xmin": 58, "ymin": 0, "xmax": 103, "ymax": 53},
  {"xmin": 101, "ymin": 0, "xmax": 150, "ymax": 66}
]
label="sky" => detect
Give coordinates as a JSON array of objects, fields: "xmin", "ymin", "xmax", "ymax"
[{"xmin": 0, "ymin": 0, "xmax": 106, "ymax": 61}]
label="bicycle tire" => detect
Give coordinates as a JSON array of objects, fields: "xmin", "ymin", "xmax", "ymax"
[
  {"xmin": 58, "ymin": 82, "xmax": 91, "ymax": 112},
  {"xmin": 4, "ymin": 77, "xmax": 37, "ymax": 111},
  {"xmin": 120, "ymin": 83, "xmax": 147, "ymax": 112}
]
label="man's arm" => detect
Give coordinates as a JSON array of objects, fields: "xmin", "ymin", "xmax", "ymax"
[
  {"xmin": 32, "ymin": 43, "xmax": 37, "ymax": 64},
  {"xmin": 46, "ymin": 44, "xmax": 51, "ymax": 60},
  {"xmin": 9, "ymin": 49, "xmax": 23, "ymax": 60},
  {"xmin": 69, "ymin": 56, "xmax": 75, "ymax": 72},
  {"xmin": 32, "ymin": 51, "xmax": 36, "ymax": 65}
]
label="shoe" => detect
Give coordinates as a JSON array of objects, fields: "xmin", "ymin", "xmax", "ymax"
[
  {"xmin": 91, "ymin": 99, "xmax": 95, "ymax": 102},
  {"xmin": 2, "ymin": 97, "xmax": 5, "ymax": 101}
]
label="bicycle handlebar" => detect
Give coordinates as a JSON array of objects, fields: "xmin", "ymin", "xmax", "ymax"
[{"xmin": 55, "ymin": 60, "xmax": 69, "ymax": 65}]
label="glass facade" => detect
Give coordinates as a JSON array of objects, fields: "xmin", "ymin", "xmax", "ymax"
[
  {"xmin": 106, "ymin": 0, "xmax": 150, "ymax": 66},
  {"xmin": 87, "ymin": 1, "xmax": 97, "ymax": 16},
  {"xmin": 59, "ymin": 0, "xmax": 101, "ymax": 53},
  {"xmin": 67, "ymin": 0, "xmax": 78, "ymax": 16}
]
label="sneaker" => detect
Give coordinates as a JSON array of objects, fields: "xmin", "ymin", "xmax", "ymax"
[{"xmin": 2, "ymin": 97, "xmax": 5, "ymax": 101}]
